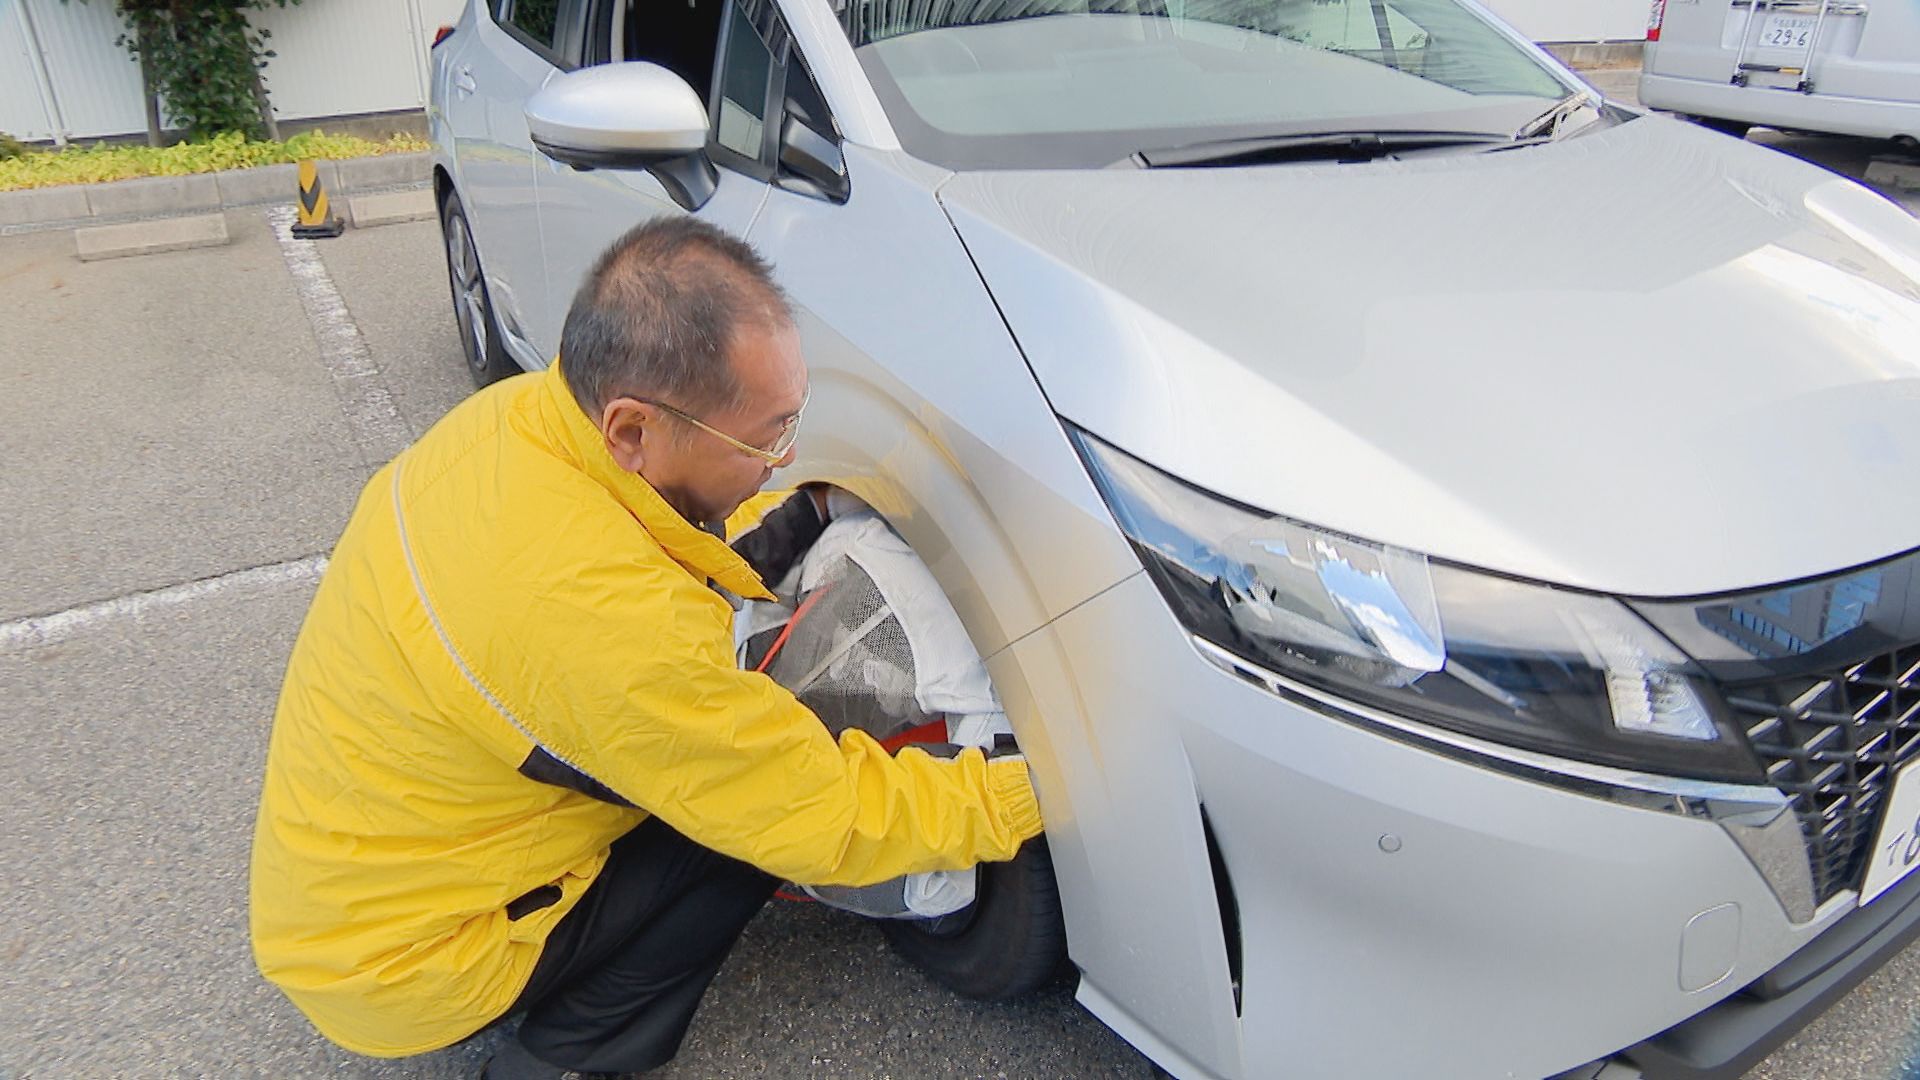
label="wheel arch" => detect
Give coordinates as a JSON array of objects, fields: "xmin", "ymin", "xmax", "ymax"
[{"xmin": 433, "ymin": 163, "xmax": 455, "ymax": 214}]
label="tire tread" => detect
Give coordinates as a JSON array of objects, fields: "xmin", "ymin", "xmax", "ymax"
[{"xmin": 879, "ymin": 839, "xmax": 1068, "ymax": 1001}]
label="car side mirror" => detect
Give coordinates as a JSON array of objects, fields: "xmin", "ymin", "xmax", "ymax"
[{"xmin": 525, "ymin": 62, "xmax": 719, "ymax": 212}]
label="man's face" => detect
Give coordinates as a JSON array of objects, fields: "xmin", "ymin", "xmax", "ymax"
[{"xmin": 599, "ymin": 320, "xmax": 809, "ymax": 527}]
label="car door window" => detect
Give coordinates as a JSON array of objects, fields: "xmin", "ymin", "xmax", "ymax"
[
  {"xmin": 586, "ymin": 0, "xmax": 834, "ymax": 184},
  {"xmin": 714, "ymin": 0, "xmax": 783, "ymax": 165},
  {"xmin": 774, "ymin": 53, "xmax": 849, "ymax": 202},
  {"xmin": 498, "ymin": 0, "xmax": 559, "ymax": 56},
  {"xmin": 782, "ymin": 53, "xmax": 838, "ymax": 145},
  {"xmin": 595, "ymin": 0, "xmax": 726, "ymax": 101},
  {"xmin": 505, "ymin": 0, "xmax": 560, "ymax": 46},
  {"xmin": 497, "ymin": 0, "xmax": 589, "ymax": 67}
]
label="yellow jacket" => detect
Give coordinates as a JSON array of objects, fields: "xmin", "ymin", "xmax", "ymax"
[{"xmin": 249, "ymin": 362, "xmax": 1042, "ymax": 1057}]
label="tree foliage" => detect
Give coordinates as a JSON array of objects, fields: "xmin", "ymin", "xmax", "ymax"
[{"xmin": 86, "ymin": 1, "xmax": 303, "ymax": 141}]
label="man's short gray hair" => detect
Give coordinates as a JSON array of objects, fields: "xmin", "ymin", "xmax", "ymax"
[{"xmin": 559, "ymin": 217, "xmax": 791, "ymax": 418}]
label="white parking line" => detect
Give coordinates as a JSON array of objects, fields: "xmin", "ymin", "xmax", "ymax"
[
  {"xmin": 0, "ymin": 554, "xmax": 328, "ymax": 652},
  {"xmin": 267, "ymin": 204, "xmax": 413, "ymax": 469}
]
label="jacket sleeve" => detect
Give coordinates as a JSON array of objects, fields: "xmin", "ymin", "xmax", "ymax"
[{"xmin": 490, "ymin": 555, "xmax": 1043, "ymax": 887}]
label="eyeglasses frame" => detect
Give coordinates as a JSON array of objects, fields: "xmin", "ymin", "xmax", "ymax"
[{"xmin": 637, "ymin": 388, "xmax": 809, "ymax": 466}]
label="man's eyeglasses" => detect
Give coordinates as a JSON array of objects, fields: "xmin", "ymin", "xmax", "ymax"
[{"xmin": 640, "ymin": 389, "xmax": 809, "ymax": 466}]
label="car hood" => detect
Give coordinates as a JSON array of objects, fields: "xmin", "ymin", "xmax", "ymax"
[{"xmin": 938, "ymin": 116, "xmax": 1920, "ymax": 597}]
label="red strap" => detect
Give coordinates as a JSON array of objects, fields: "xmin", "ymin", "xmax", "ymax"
[
  {"xmin": 753, "ymin": 583, "xmax": 835, "ymax": 674},
  {"xmin": 878, "ymin": 720, "xmax": 951, "ymax": 755}
]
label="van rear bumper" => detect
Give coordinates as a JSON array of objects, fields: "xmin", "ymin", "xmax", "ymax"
[{"xmin": 1639, "ymin": 72, "xmax": 1920, "ymax": 139}]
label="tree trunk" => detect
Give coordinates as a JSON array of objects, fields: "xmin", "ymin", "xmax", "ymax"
[
  {"xmin": 250, "ymin": 63, "xmax": 279, "ymax": 142},
  {"xmin": 139, "ymin": 60, "xmax": 164, "ymax": 145},
  {"xmin": 132, "ymin": 15, "xmax": 166, "ymax": 146}
]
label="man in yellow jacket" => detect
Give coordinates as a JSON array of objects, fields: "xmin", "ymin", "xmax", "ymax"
[{"xmin": 249, "ymin": 218, "xmax": 1044, "ymax": 1079}]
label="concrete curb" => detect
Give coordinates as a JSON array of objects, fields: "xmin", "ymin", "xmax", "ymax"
[
  {"xmin": 75, "ymin": 213, "xmax": 230, "ymax": 262},
  {"xmin": 85, "ymin": 173, "xmax": 221, "ymax": 219},
  {"xmin": 345, "ymin": 189, "xmax": 437, "ymax": 229},
  {"xmin": 214, "ymin": 163, "xmax": 301, "ymax": 207},
  {"xmin": 336, "ymin": 154, "xmax": 431, "ymax": 191},
  {"xmin": 0, "ymin": 151, "xmax": 431, "ymax": 232}
]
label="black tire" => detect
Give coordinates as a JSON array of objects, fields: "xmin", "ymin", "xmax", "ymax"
[
  {"xmin": 440, "ymin": 189, "xmax": 519, "ymax": 387},
  {"xmin": 879, "ymin": 837, "xmax": 1068, "ymax": 1001},
  {"xmin": 1690, "ymin": 115, "xmax": 1753, "ymax": 139}
]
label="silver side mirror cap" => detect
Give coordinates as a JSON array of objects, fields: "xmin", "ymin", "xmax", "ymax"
[{"xmin": 525, "ymin": 63, "xmax": 718, "ymax": 210}]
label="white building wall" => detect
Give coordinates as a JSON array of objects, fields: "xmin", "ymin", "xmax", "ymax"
[
  {"xmin": 3, "ymin": 0, "xmax": 147, "ymax": 141},
  {"xmin": 256, "ymin": 0, "xmax": 469, "ymax": 122},
  {"xmin": 1479, "ymin": 0, "xmax": 1650, "ymax": 41},
  {"xmin": 0, "ymin": 0, "xmax": 466, "ymax": 141},
  {"xmin": 2, "ymin": 2, "xmax": 59, "ymax": 142}
]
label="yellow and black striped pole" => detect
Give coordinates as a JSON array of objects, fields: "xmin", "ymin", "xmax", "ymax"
[{"xmin": 292, "ymin": 159, "xmax": 344, "ymax": 239}]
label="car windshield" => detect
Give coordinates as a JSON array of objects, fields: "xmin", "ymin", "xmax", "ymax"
[{"xmin": 835, "ymin": 0, "xmax": 1574, "ymax": 169}]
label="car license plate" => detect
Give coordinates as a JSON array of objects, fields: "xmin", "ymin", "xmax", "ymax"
[
  {"xmin": 1758, "ymin": 13, "xmax": 1818, "ymax": 50},
  {"xmin": 1860, "ymin": 759, "xmax": 1920, "ymax": 906}
]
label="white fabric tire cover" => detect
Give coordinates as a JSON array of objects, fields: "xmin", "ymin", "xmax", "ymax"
[
  {"xmin": 794, "ymin": 511, "xmax": 1004, "ymax": 723},
  {"xmin": 743, "ymin": 507, "xmax": 1015, "ymax": 918}
]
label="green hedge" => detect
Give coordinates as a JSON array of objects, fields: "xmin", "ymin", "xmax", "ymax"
[{"xmin": 0, "ymin": 130, "xmax": 428, "ymax": 192}]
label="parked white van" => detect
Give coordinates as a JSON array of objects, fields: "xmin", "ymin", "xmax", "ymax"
[{"xmin": 1640, "ymin": 0, "xmax": 1920, "ymax": 142}]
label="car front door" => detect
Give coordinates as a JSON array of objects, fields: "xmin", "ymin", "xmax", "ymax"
[
  {"xmin": 527, "ymin": 0, "xmax": 784, "ymax": 362},
  {"xmin": 461, "ymin": 0, "xmax": 586, "ymax": 369}
]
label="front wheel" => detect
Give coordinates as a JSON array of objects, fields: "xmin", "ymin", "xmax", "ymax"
[
  {"xmin": 879, "ymin": 838, "xmax": 1067, "ymax": 1001},
  {"xmin": 440, "ymin": 189, "xmax": 518, "ymax": 387}
]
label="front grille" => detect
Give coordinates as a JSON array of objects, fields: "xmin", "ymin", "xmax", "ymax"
[{"xmin": 1725, "ymin": 643, "xmax": 1920, "ymax": 905}]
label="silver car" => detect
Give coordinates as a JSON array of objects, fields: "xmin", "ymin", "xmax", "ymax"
[{"xmin": 428, "ymin": 0, "xmax": 1920, "ymax": 1076}]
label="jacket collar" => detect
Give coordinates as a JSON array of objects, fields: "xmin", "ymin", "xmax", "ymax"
[{"xmin": 536, "ymin": 362, "xmax": 775, "ymax": 601}]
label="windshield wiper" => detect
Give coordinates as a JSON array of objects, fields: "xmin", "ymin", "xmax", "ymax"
[
  {"xmin": 1133, "ymin": 130, "xmax": 1512, "ymax": 169},
  {"xmin": 1513, "ymin": 91, "xmax": 1599, "ymax": 141}
]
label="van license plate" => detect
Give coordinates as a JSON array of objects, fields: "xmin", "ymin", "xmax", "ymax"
[
  {"xmin": 1759, "ymin": 13, "xmax": 1818, "ymax": 49},
  {"xmin": 1860, "ymin": 759, "xmax": 1920, "ymax": 906}
]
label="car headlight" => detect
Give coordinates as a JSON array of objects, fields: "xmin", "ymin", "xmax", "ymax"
[{"xmin": 1071, "ymin": 429, "xmax": 1765, "ymax": 783}]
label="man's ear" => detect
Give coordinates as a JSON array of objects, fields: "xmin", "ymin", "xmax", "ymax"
[{"xmin": 599, "ymin": 398, "xmax": 657, "ymax": 474}]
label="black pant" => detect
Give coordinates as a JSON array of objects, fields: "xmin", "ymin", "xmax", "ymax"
[{"xmin": 506, "ymin": 816, "xmax": 778, "ymax": 1074}]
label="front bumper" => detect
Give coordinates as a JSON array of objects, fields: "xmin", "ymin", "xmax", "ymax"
[
  {"xmin": 1619, "ymin": 862, "xmax": 1920, "ymax": 1079},
  {"xmin": 1005, "ymin": 571, "xmax": 1914, "ymax": 1079}
]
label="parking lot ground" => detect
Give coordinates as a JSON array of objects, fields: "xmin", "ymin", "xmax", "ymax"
[
  {"xmin": 0, "ymin": 211, "xmax": 367, "ymax": 624},
  {"xmin": 300, "ymin": 207, "xmax": 473, "ymax": 446},
  {"xmin": 4, "ymin": 157, "xmax": 1920, "ymax": 1077}
]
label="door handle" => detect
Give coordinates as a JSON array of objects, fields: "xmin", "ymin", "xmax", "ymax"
[{"xmin": 455, "ymin": 68, "xmax": 478, "ymax": 96}]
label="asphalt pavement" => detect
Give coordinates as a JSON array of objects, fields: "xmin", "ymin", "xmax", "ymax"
[{"xmin": 2, "ymin": 129, "xmax": 1919, "ymax": 1079}]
